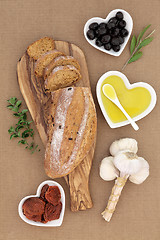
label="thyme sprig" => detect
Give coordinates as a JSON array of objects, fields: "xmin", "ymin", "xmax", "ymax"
[{"xmin": 7, "ymin": 97, "xmax": 40, "ymax": 154}]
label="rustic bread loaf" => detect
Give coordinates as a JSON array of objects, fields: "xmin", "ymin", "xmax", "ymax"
[
  {"xmin": 44, "ymin": 56, "xmax": 80, "ymax": 80},
  {"xmin": 35, "ymin": 50, "xmax": 65, "ymax": 77},
  {"xmin": 44, "ymin": 65, "xmax": 81, "ymax": 91},
  {"xmin": 27, "ymin": 37, "xmax": 55, "ymax": 60},
  {"xmin": 44, "ymin": 87, "xmax": 97, "ymax": 178}
]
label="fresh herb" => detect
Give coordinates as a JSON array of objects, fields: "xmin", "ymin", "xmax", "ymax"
[
  {"xmin": 122, "ymin": 25, "xmax": 155, "ymax": 70},
  {"xmin": 7, "ymin": 97, "xmax": 40, "ymax": 154}
]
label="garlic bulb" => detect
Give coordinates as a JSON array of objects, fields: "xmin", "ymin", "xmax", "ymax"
[
  {"xmin": 113, "ymin": 151, "xmax": 143, "ymax": 175},
  {"xmin": 101, "ymin": 138, "xmax": 150, "ymax": 222},
  {"xmin": 129, "ymin": 158, "xmax": 149, "ymax": 184},
  {"xmin": 110, "ymin": 138, "xmax": 138, "ymax": 156},
  {"xmin": 100, "ymin": 156, "xmax": 119, "ymax": 181}
]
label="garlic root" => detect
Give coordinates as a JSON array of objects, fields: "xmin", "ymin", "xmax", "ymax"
[{"xmin": 101, "ymin": 174, "xmax": 129, "ymax": 222}]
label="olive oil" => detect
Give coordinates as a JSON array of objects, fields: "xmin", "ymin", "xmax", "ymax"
[{"xmin": 101, "ymin": 75, "xmax": 151, "ymax": 123}]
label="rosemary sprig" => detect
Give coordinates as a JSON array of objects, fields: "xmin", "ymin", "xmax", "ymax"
[
  {"xmin": 7, "ymin": 97, "xmax": 40, "ymax": 154},
  {"xmin": 122, "ymin": 25, "xmax": 155, "ymax": 70}
]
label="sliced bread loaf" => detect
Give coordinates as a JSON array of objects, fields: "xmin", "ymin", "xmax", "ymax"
[
  {"xmin": 44, "ymin": 56, "xmax": 80, "ymax": 80},
  {"xmin": 44, "ymin": 65, "xmax": 81, "ymax": 91},
  {"xmin": 35, "ymin": 50, "xmax": 65, "ymax": 77},
  {"xmin": 27, "ymin": 37, "xmax": 55, "ymax": 60},
  {"xmin": 44, "ymin": 87, "xmax": 97, "ymax": 178}
]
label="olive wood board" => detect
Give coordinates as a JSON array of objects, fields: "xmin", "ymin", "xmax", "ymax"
[{"xmin": 17, "ymin": 40, "xmax": 96, "ymax": 212}]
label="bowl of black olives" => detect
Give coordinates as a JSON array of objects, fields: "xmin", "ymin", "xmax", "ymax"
[{"xmin": 84, "ymin": 9, "xmax": 133, "ymax": 56}]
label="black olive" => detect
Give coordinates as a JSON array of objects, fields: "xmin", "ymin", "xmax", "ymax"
[
  {"xmin": 110, "ymin": 27, "xmax": 120, "ymax": 37},
  {"xmin": 89, "ymin": 22, "xmax": 99, "ymax": 30},
  {"xmin": 116, "ymin": 11, "xmax": 123, "ymax": 20},
  {"xmin": 118, "ymin": 20, "xmax": 126, "ymax": 28},
  {"xmin": 104, "ymin": 43, "xmax": 112, "ymax": 50},
  {"xmin": 115, "ymin": 21, "xmax": 120, "ymax": 27},
  {"xmin": 111, "ymin": 37, "xmax": 120, "ymax": 46},
  {"xmin": 112, "ymin": 45, "xmax": 121, "ymax": 52},
  {"xmin": 109, "ymin": 17, "xmax": 118, "ymax": 25},
  {"xmin": 118, "ymin": 36, "xmax": 124, "ymax": 44},
  {"xmin": 99, "ymin": 22, "xmax": 106, "ymax": 28},
  {"xmin": 95, "ymin": 29, "xmax": 100, "ymax": 37},
  {"xmin": 101, "ymin": 35, "xmax": 111, "ymax": 44},
  {"xmin": 100, "ymin": 27, "xmax": 107, "ymax": 35},
  {"xmin": 87, "ymin": 29, "xmax": 95, "ymax": 40},
  {"xmin": 106, "ymin": 22, "xmax": 116, "ymax": 30},
  {"xmin": 96, "ymin": 27, "xmax": 107, "ymax": 37},
  {"xmin": 120, "ymin": 28, "xmax": 129, "ymax": 37},
  {"xmin": 95, "ymin": 39, "xmax": 103, "ymax": 47}
]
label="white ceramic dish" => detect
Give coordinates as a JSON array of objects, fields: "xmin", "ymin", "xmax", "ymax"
[
  {"xmin": 96, "ymin": 71, "xmax": 157, "ymax": 128},
  {"xmin": 84, "ymin": 9, "xmax": 133, "ymax": 56},
  {"xmin": 18, "ymin": 180, "xmax": 65, "ymax": 227}
]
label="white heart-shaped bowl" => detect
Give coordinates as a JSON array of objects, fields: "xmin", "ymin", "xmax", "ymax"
[
  {"xmin": 96, "ymin": 71, "xmax": 157, "ymax": 128},
  {"xmin": 18, "ymin": 180, "xmax": 65, "ymax": 227},
  {"xmin": 84, "ymin": 9, "xmax": 133, "ymax": 56}
]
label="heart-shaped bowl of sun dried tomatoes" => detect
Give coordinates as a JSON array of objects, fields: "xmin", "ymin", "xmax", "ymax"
[{"xmin": 18, "ymin": 180, "xmax": 65, "ymax": 227}]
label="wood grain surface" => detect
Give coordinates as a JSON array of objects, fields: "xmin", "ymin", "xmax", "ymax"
[{"xmin": 17, "ymin": 40, "xmax": 96, "ymax": 212}]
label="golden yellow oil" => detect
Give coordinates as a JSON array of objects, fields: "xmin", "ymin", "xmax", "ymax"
[{"xmin": 101, "ymin": 75, "xmax": 151, "ymax": 123}]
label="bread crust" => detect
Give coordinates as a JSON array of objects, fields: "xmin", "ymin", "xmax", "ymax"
[
  {"xmin": 44, "ymin": 65, "xmax": 81, "ymax": 91},
  {"xmin": 44, "ymin": 87, "xmax": 97, "ymax": 178},
  {"xmin": 44, "ymin": 56, "xmax": 80, "ymax": 80},
  {"xmin": 34, "ymin": 50, "xmax": 65, "ymax": 77},
  {"xmin": 27, "ymin": 37, "xmax": 55, "ymax": 60}
]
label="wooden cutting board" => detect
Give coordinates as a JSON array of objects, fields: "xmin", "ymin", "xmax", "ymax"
[{"xmin": 17, "ymin": 40, "xmax": 96, "ymax": 212}]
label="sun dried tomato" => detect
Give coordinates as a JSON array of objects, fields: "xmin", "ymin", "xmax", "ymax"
[
  {"xmin": 44, "ymin": 202, "xmax": 62, "ymax": 221},
  {"xmin": 45, "ymin": 186, "xmax": 61, "ymax": 206}
]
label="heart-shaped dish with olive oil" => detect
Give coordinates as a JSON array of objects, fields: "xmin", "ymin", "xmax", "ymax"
[{"xmin": 96, "ymin": 71, "xmax": 157, "ymax": 128}]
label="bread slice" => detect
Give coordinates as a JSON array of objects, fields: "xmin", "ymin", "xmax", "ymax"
[
  {"xmin": 44, "ymin": 56, "xmax": 80, "ymax": 80},
  {"xmin": 44, "ymin": 87, "xmax": 97, "ymax": 178},
  {"xmin": 44, "ymin": 65, "xmax": 81, "ymax": 91},
  {"xmin": 34, "ymin": 50, "xmax": 65, "ymax": 77},
  {"xmin": 27, "ymin": 37, "xmax": 55, "ymax": 60}
]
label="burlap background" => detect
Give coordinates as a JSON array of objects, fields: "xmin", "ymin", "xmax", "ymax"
[{"xmin": 0, "ymin": 0, "xmax": 160, "ymax": 239}]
